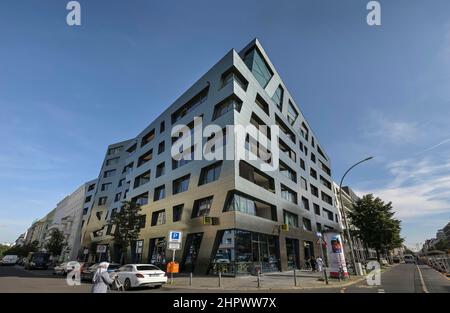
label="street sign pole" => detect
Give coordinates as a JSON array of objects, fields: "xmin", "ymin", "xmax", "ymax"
[
  {"xmin": 317, "ymin": 234, "xmax": 329, "ymax": 285},
  {"xmin": 171, "ymin": 248, "xmax": 176, "ymax": 284}
]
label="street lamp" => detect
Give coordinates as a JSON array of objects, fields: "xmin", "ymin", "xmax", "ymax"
[{"xmin": 338, "ymin": 156, "xmax": 373, "ymax": 275}]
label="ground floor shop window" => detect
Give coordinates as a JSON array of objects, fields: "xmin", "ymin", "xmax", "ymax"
[
  {"xmin": 210, "ymin": 229, "xmax": 280, "ymax": 275},
  {"xmin": 148, "ymin": 237, "xmax": 167, "ymax": 270},
  {"xmin": 286, "ymin": 238, "xmax": 300, "ymax": 270},
  {"xmin": 181, "ymin": 233, "xmax": 203, "ymax": 272}
]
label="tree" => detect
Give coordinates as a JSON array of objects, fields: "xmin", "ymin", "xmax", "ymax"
[
  {"xmin": 0, "ymin": 244, "xmax": 10, "ymax": 257},
  {"xmin": 2, "ymin": 241, "xmax": 39, "ymax": 258},
  {"xmin": 45, "ymin": 229, "xmax": 66, "ymax": 259},
  {"xmin": 348, "ymin": 194, "xmax": 404, "ymax": 262},
  {"xmin": 108, "ymin": 201, "xmax": 144, "ymax": 264}
]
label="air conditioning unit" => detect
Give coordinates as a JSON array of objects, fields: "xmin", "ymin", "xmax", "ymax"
[{"xmin": 280, "ymin": 224, "xmax": 289, "ymax": 232}]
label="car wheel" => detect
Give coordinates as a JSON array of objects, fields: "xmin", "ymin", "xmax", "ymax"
[{"xmin": 124, "ymin": 278, "xmax": 131, "ymax": 291}]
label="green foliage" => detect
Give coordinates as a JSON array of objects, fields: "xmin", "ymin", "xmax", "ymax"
[
  {"xmin": 45, "ymin": 229, "xmax": 66, "ymax": 257},
  {"xmin": 108, "ymin": 201, "xmax": 144, "ymax": 264},
  {"xmin": 348, "ymin": 194, "xmax": 404, "ymax": 260},
  {"xmin": 432, "ymin": 239, "xmax": 450, "ymax": 252},
  {"xmin": 0, "ymin": 244, "xmax": 10, "ymax": 257},
  {"xmin": 2, "ymin": 241, "xmax": 39, "ymax": 258}
]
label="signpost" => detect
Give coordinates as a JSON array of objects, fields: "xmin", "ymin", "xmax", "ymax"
[
  {"xmin": 168, "ymin": 231, "xmax": 182, "ymax": 284},
  {"xmin": 96, "ymin": 245, "xmax": 107, "ymax": 262}
]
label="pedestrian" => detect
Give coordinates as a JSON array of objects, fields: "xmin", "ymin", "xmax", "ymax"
[
  {"xmin": 310, "ymin": 257, "xmax": 317, "ymax": 272},
  {"xmin": 91, "ymin": 262, "xmax": 116, "ymax": 293},
  {"xmin": 316, "ymin": 257, "xmax": 323, "ymax": 272}
]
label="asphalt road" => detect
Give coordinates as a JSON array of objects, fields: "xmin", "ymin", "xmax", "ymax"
[{"xmin": 0, "ymin": 264, "xmax": 448, "ymax": 293}]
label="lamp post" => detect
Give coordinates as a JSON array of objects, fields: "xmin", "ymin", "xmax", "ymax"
[{"xmin": 338, "ymin": 156, "xmax": 373, "ymax": 275}]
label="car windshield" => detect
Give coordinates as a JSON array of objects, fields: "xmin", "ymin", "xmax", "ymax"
[
  {"xmin": 137, "ymin": 265, "xmax": 159, "ymax": 271},
  {"xmin": 108, "ymin": 264, "xmax": 120, "ymax": 270}
]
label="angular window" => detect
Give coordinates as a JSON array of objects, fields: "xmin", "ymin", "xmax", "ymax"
[
  {"xmin": 103, "ymin": 169, "xmax": 116, "ymax": 178},
  {"xmin": 137, "ymin": 149, "xmax": 153, "ymax": 167},
  {"xmin": 302, "ymin": 217, "xmax": 312, "ymax": 232},
  {"xmin": 199, "ymin": 161, "xmax": 222, "ymax": 186},
  {"xmin": 221, "ymin": 66, "xmax": 248, "ymax": 91},
  {"xmin": 192, "ymin": 196, "xmax": 213, "ymax": 218},
  {"xmin": 287, "ymin": 101, "xmax": 299, "ymax": 125},
  {"xmin": 279, "ymin": 160, "xmax": 297, "ymax": 183},
  {"xmin": 301, "ymin": 197, "xmax": 310, "ymax": 211},
  {"xmin": 173, "ymin": 204, "xmax": 183, "ymax": 222},
  {"xmin": 151, "ymin": 209, "xmax": 166, "ymax": 226},
  {"xmin": 118, "ymin": 178, "xmax": 126, "ymax": 187},
  {"xmin": 160, "ymin": 121, "xmax": 165, "ymax": 133},
  {"xmin": 127, "ymin": 143, "xmax": 137, "ymax": 155},
  {"xmin": 300, "ymin": 158, "xmax": 306, "ymax": 170},
  {"xmin": 105, "ymin": 157, "xmax": 119, "ymax": 166},
  {"xmin": 300, "ymin": 177, "xmax": 308, "ymax": 191},
  {"xmin": 171, "ymin": 86, "xmax": 209, "ymax": 124},
  {"xmin": 172, "ymin": 147, "xmax": 194, "ymax": 170},
  {"xmin": 255, "ymin": 94, "xmax": 270, "ymax": 116},
  {"xmin": 141, "ymin": 129, "xmax": 155, "ymax": 147},
  {"xmin": 276, "ymin": 115, "xmax": 295, "ymax": 143},
  {"xmin": 320, "ymin": 175, "xmax": 332, "ymax": 190},
  {"xmin": 224, "ymin": 191, "xmax": 277, "ymax": 221},
  {"xmin": 134, "ymin": 170, "xmax": 151, "ymax": 188},
  {"xmin": 310, "ymin": 168, "xmax": 317, "ymax": 179},
  {"xmin": 212, "ymin": 95, "xmax": 242, "ymax": 120},
  {"xmin": 316, "ymin": 223, "xmax": 322, "ymax": 232},
  {"xmin": 153, "ymin": 185, "xmax": 165, "ymax": 201},
  {"xmin": 283, "ymin": 210, "xmax": 299, "ymax": 228},
  {"xmin": 313, "ymin": 203, "xmax": 321, "ymax": 215},
  {"xmin": 311, "ymin": 153, "xmax": 316, "ymax": 163},
  {"xmin": 323, "ymin": 208, "xmax": 334, "ymax": 221},
  {"xmin": 243, "ymin": 47, "xmax": 273, "ymax": 88},
  {"xmin": 321, "ymin": 191, "xmax": 333, "ymax": 205},
  {"xmin": 98, "ymin": 197, "xmax": 107, "ymax": 206},
  {"xmin": 319, "ymin": 161, "xmax": 331, "ymax": 176},
  {"xmin": 114, "ymin": 192, "xmax": 122, "ymax": 202},
  {"xmin": 245, "ymin": 134, "xmax": 272, "ymax": 164},
  {"xmin": 281, "ymin": 184, "xmax": 297, "ymax": 204},
  {"xmin": 156, "ymin": 162, "xmax": 165, "ymax": 178},
  {"xmin": 122, "ymin": 162, "xmax": 134, "ymax": 174},
  {"xmin": 317, "ymin": 145, "xmax": 328, "ymax": 161},
  {"xmin": 82, "ymin": 208, "xmax": 89, "ymax": 215},
  {"xmin": 250, "ymin": 112, "xmax": 271, "ymax": 140},
  {"xmin": 310, "ymin": 184, "xmax": 319, "ymax": 197},
  {"xmin": 272, "ymin": 85, "xmax": 284, "ymax": 110},
  {"xmin": 172, "ymin": 174, "xmax": 190, "ymax": 195},
  {"xmin": 87, "ymin": 183, "xmax": 96, "ymax": 191},
  {"xmin": 101, "ymin": 183, "xmax": 112, "ymax": 191},
  {"xmin": 301, "ymin": 122, "xmax": 309, "ymax": 141},
  {"xmin": 181, "ymin": 233, "xmax": 203, "ymax": 272},
  {"xmin": 158, "ymin": 141, "xmax": 165, "ymax": 154},
  {"xmin": 132, "ymin": 192, "xmax": 148, "ymax": 206},
  {"xmin": 84, "ymin": 195, "xmax": 92, "ymax": 203},
  {"xmin": 279, "ymin": 139, "xmax": 296, "ymax": 162},
  {"xmin": 108, "ymin": 146, "xmax": 122, "ymax": 155},
  {"xmin": 239, "ymin": 161, "xmax": 275, "ymax": 192}
]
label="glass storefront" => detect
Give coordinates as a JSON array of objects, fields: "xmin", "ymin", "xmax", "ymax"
[
  {"xmin": 148, "ymin": 237, "xmax": 167, "ymax": 270},
  {"xmin": 181, "ymin": 233, "xmax": 203, "ymax": 272},
  {"xmin": 210, "ymin": 229, "xmax": 280, "ymax": 276},
  {"xmin": 286, "ymin": 238, "xmax": 300, "ymax": 270}
]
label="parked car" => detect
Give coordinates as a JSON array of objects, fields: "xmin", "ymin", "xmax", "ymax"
[
  {"xmin": 1, "ymin": 255, "xmax": 19, "ymax": 266},
  {"xmin": 114, "ymin": 264, "xmax": 167, "ymax": 290},
  {"xmin": 404, "ymin": 254, "xmax": 416, "ymax": 264},
  {"xmin": 81, "ymin": 262, "xmax": 120, "ymax": 282},
  {"xmin": 24, "ymin": 252, "xmax": 50, "ymax": 270},
  {"xmin": 393, "ymin": 256, "xmax": 400, "ymax": 263}
]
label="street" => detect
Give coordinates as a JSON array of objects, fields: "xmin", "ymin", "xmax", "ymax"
[{"xmin": 0, "ymin": 264, "xmax": 448, "ymax": 293}]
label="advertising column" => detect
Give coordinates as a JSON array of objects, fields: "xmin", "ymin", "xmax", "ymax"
[{"xmin": 323, "ymin": 231, "xmax": 349, "ymax": 278}]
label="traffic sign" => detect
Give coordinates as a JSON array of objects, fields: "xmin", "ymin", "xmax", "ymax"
[
  {"xmin": 96, "ymin": 245, "xmax": 107, "ymax": 253},
  {"xmin": 168, "ymin": 242, "xmax": 181, "ymax": 250},
  {"xmin": 169, "ymin": 231, "xmax": 182, "ymax": 243}
]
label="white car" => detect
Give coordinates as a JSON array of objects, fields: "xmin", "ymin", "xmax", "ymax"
[
  {"xmin": 115, "ymin": 264, "xmax": 167, "ymax": 290},
  {"xmin": 2, "ymin": 255, "xmax": 19, "ymax": 266}
]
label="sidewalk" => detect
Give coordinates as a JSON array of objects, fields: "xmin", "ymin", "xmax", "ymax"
[{"xmin": 163, "ymin": 269, "xmax": 366, "ymax": 291}]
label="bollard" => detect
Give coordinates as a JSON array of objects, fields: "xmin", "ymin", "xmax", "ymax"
[
  {"xmin": 189, "ymin": 272, "xmax": 192, "ymax": 286},
  {"xmin": 257, "ymin": 270, "xmax": 261, "ymax": 288},
  {"xmin": 218, "ymin": 271, "xmax": 222, "ymax": 287},
  {"xmin": 293, "ymin": 268, "xmax": 297, "ymax": 286}
]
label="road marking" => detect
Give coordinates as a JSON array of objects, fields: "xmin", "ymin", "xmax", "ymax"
[
  {"xmin": 377, "ymin": 289, "xmax": 385, "ymax": 293},
  {"xmin": 416, "ymin": 265, "xmax": 429, "ymax": 293}
]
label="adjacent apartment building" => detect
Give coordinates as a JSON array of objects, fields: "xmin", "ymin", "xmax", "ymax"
[{"xmin": 80, "ymin": 39, "xmax": 342, "ymax": 275}]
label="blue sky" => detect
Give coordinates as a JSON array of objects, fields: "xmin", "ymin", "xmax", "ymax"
[{"xmin": 0, "ymin": 0, "xmax": 449, "ymax": 250}]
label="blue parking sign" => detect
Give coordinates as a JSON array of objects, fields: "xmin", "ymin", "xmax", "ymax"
[{"xmin": 169, "ymin": 231, "xmax": 182, "ymax": 243}]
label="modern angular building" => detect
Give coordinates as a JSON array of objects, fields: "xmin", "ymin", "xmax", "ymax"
[{"xmin": 80, "ymin": 39, "xmax": 342, "ymax": 275}]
